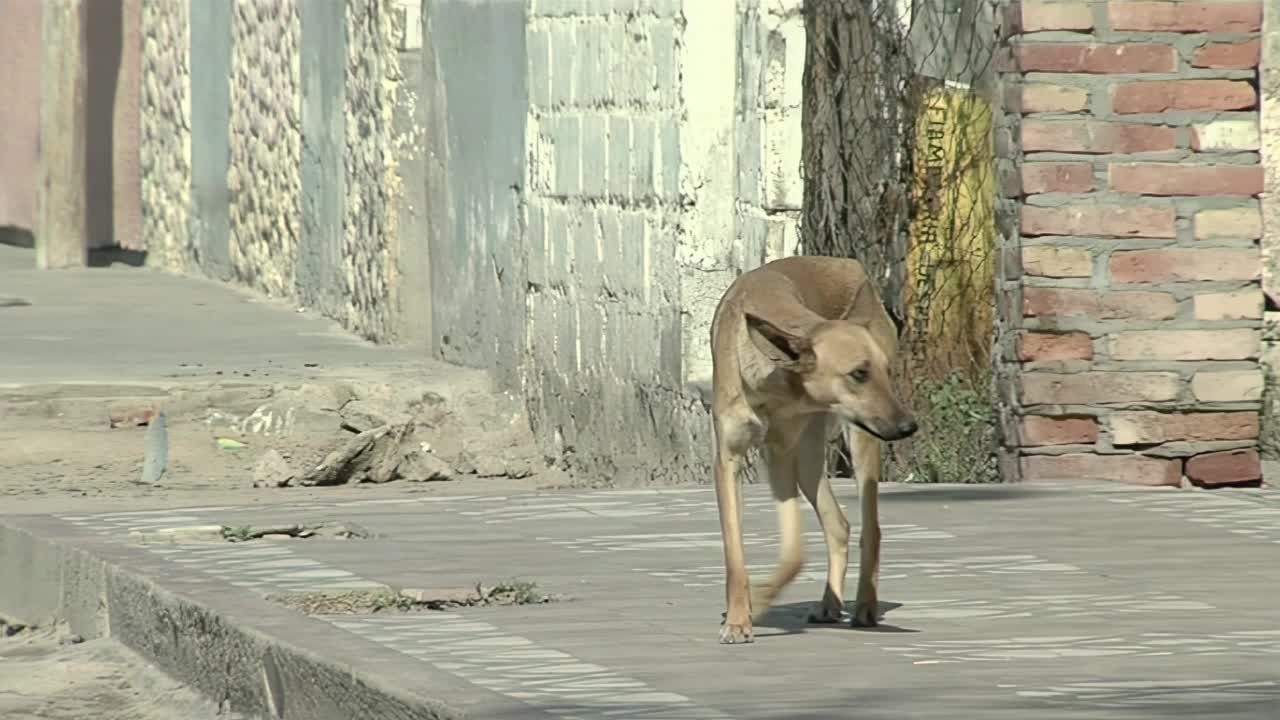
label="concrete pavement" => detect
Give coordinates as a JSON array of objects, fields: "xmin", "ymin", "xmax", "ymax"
[{"xmin": 3, "ymin": 481, "xmax": 1278, "ymax": 719}]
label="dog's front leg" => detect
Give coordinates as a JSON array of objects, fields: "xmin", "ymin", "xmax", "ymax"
[
  {"xmin": 714, "ymin": 441, "xmax": 753, "ymax": 644},
  {"xmin": 849, "ymin": 426, "xmax": 883, "ymax": 627}
]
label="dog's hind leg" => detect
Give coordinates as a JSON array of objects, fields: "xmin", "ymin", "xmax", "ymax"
[
  {"xmin": 848, "ymin": 426, "xmax": 883, "ymax": 627},
  {"xmin": 750, "ymin": 432, "xmax": 807, "ymax": 621},
  {"xmin": 796, "ymin": 416, "xmax": 850, "ymax": 624},
  {"xmin": 714, "ymin": 414, "xmax": 755, "ymax": 644}
]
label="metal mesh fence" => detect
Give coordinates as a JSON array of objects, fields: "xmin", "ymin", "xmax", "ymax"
[{"xmin": 801, "ymin": 0, "xmax": 1000, "ymax": 481}]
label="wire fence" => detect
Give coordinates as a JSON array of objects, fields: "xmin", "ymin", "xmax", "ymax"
[{"xmin": 801, "ymin": 0, "xmax": 1000, "ymax": 481}]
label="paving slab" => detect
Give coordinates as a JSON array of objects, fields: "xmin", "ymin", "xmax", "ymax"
[{"xmin": 3, "ymin": 481, "xmax": 1279, "ymax": 719}]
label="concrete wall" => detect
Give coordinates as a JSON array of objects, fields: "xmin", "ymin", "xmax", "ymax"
[
  {"xmin": 422, "ymin": 0, "xmax": 527, "ymax": 390},
  {"xmin": 1, "ymin": 0, "xmax": 141, "ymax": 252},
  {"xmin": 0, "ymin": 0, "xmax": 41, "ymax": 238},
  {"xmin": 996, "ymin": 0, "xmax": 1266, "ymax": 487}
]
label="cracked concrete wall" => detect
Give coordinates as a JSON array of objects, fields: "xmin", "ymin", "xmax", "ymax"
[
  {"xmin": 514, "ymin": 0, "xmax": 804, "ymax": 484},
  {"xmin": 524, "ymin": 0, "xmax": 697, "ymax": 483},
  {"xmin": 736, "ymin": 0, "xmax": 805, "ymax": 271},
  {"xmin": 423, "ymin": 0, "xmax": 528, "ymax": 391}
]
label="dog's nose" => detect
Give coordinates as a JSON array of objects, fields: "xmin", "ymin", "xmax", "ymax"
[{"xmin": 897, "ymin": 418, "xmax": 919, "ymax": 438}]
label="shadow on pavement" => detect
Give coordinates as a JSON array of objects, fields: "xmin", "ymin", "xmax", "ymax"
[
  {"xmin": 751, "ymin": 600, "xmax": 920, "ymax": 637},
  {"xmin": 881, "ymin": 485, "xmax": 1040, "ymax": 503}
]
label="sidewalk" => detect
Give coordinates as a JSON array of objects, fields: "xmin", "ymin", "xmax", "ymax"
[{"xmin": 4, "ymin": 481, "xmax": 1278, "ymax": 719}]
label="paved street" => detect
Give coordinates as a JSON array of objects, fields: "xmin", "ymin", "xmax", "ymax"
[{"xmin": 22, "ymin": 481, "xmax": 1280, "ymax": 719}]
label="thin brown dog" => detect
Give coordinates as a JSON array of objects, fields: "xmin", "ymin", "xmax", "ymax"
[{"xmin": 707, "ymin": 256, "xmax": 917, "ymax": 644}]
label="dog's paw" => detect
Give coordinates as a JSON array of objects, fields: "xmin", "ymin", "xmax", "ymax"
[
  {"xmin": 850, "ymin": 599, "xmax": 879, "ymax": 628},
  {"xmin": 719, "ymin": 622, "xmax": 754, "ymax": 644},
  {"xmin": 807, "ymin": 600, "xmax": 844, "ymax": 624}
]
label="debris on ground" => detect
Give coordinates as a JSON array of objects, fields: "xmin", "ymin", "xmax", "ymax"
[
  {"xmin": 270, "ymin": 580, "xmax": 553, "ymax": 615},
  {"xmin": 221, "ymin": 521, "xmax": 372, "ymax": 542},
  {"xmin": 127, "ymin": 520, "xmax": 371, "ymax": 544},
  {"xmin": 4, "ymin": 377, "xmax": 571, "ymax": 501}
]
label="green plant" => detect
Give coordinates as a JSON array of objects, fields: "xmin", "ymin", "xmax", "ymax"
[{"xmin": 893, "ymin": 370, "xmax": 998, "ymax": 483}]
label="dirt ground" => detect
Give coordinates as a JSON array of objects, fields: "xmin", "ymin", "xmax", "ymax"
[
  {"xmin": 0, "ymin": 422, "xmax": 555, "ymax": 516},
  {"xmin": 0, "ymin": 383, "xmax": 578, "ymax": 515},
  {"xmin": 0, "ymin": 624, "xmax": 245, "ymax": 720}
]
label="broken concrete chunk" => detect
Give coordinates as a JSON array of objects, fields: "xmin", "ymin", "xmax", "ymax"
[
  {"xmin": 253, "ymin": 448, "xmax": 297, "ymax": 488},
  {"xmin": 297, "ymin": 427, "xmax": 384, "ymax": 486},
  {"xmin": 139, "ymin": 411, "xmax": 168, "ymax": 484},
  {"xmin": 399, "ymin": 448, "xmax": 454, "ymax": 482},
  {"xmin": 339, "ymin": 399, "xmax": 412, "ymax": 434}
]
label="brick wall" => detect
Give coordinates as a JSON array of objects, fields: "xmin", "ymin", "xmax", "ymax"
[{"xmin": 999, "ymin": 1, "xmax": 1266, "ymax": 487}]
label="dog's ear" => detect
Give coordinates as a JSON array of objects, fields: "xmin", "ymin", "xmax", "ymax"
[{"xmin": 744, "ymin": 313, "xmax": 815, "ymax": 372}]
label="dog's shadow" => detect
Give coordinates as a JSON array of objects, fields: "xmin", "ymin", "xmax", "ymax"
[{"xmin": 749, "ymin": 600, "xmax": 920, "ymax": 637}]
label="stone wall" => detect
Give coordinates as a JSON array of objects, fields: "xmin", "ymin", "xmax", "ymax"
[
  {"xmin": 998, "ymin": 1, "xmax": 1266, "ymax": 486},
  {"xmin": 227, "ymin": 0, "xmax": 301, "ymax": 298},
  {"xmin": 140, "ymin": 0, "xmax": 404, "ymax": 343},
  {"xmin": 139, "ymin": 0, "xmax": 193, "ymax": 270}
]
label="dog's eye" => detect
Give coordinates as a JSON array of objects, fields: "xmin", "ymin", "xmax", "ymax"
[{"xmin": 848, "ymin": 368, "xmax": 869, "ymax": 383}]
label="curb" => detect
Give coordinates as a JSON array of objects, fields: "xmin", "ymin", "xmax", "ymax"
[{"xmin": 0, "ymin": 515, "xmax": 503, "ymax": 720}]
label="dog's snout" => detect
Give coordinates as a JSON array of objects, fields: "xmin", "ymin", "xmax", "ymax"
[{"xmin": 896, "ymin": 417, "xmax": 918, "ymax": 438}]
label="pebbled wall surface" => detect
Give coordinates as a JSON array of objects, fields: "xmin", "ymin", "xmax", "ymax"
[
  {"xmin": 139, "ymin": 0, "xmax": 193, "ymax": 271},
  {"xmin": 227, "ymin": 0, "xmax": 301, "ymax": 300},
  {"xmin": 342, "ymin": 0, "xmax": 401, "ymax": 342}
]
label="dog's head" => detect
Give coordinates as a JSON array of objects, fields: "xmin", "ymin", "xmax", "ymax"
[{"xmin": 745, "ymin": 312, "xmax": 917, "ymax": 441}]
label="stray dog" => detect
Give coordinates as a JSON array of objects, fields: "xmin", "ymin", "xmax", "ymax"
[{"xmin": 708, "ymin": 256, "xmax": 917, "ymax": 644}]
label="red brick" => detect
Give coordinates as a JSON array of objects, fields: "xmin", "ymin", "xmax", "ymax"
[
  {"xmin": 1111, "ymin": 80, "xmax": 1257, "ymax": 114},
  {"xmin": 1109, "ymin": 411, "xmax": 1259, "ymax": 446},
  {"xmin": 1019, "ymin": 331, "xmax": 1095, "ymax": 361},
  {"xmin": 108, "ymin": 406, "xmax": 157, "ymax": 429},
  {"xmin": 1109, "ymin": 248, "xmax": 1259, "ymax": 283},
  {"xmin": 1185, "ymin": 448, "xmax": 1262, "ymax": 486},
  {"xmin": 1021, "ymin": 3, "xmax": 1095, "ymax": 31},
  {"xmin": 1109, "ymin": 164, "xmax": 1263, "ymax": 197},
  {"xmin": 1109, "ymin": 2, "xmax": 1262, "ymax": 33},
  {"xmin": 1022, "ymin": 206, "xmax": 1175, "ymax": 238},
  {"xmin": 1022, "ymin": 163, "xmax": 1094, "ymax": 194},
  {"xmin": 1022, "ymin": 246, "xmax": 1092, "ymax": 277},
  {"xmin": 1016, "ymin": 43, "xmax": 1176, "ymax": 73},
  {"xmin": 1023, "ymin": 287, "xmax": 1176, "ymax": 320},
  {"xmin": 1021, "ymin": 371, "xmax": 1181, "ymax": 405},
  {"xmin": 1021, "ymin": 452, "xmax": 1181, "ymax": 486},
  {"xmin": 1021, "ymin": 416, "xmax": 1099, "ymax": 446},
  {"xmin": 1192, "ymin": 39, "xmax": 1261, "ymax": 70},
  {"xmin": 1022, "ymin": 121, "xmax": 1176, "ymax": 154},
  {"xmin": 1108, "ymin": 329, "xmax": 1260, "ymax": 360},
  {"xmin": 1021, "ymin": 84, "xmax": 1090, "ymax": 113}
]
